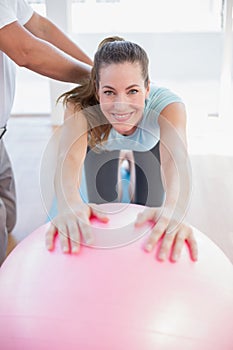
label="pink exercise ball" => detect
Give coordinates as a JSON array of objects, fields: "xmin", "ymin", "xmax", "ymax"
[{"xmin": 0, "ymin": 203, "xmax": 232, "ymax": 350}]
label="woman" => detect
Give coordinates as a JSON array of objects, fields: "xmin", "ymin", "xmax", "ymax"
[{"xmin": 45, "ymin": 36, "xmax": 198, "ymax": 262}]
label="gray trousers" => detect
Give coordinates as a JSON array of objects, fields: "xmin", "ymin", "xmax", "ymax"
[
  {"xmin": 84, "ymin": 142, "xmax": 165, "ymax": 207},
  {"xmin": 0, "ymin": 140, "xmax": 16, "ymax": 266}
]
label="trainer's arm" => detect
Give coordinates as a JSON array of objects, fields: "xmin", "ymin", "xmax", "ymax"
[
  {"xmin": 0, "ymin": 14, "xmax": 92, "ymax": 83},
  {"xmin": 24, "ymin": 12, "xmax": 93, "ymax": 66}
]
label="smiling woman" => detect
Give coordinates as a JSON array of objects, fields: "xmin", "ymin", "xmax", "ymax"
[{"xmin": 43, "ymin": 36, "xmax": 198, "ymax": 263}]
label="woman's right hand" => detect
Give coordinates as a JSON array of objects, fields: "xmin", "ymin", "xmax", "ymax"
[{"xmin": 45, "ymin": 203, "xmax": 109, "ymax": 253}]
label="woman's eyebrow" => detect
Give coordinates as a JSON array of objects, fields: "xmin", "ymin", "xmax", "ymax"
[
  {"xmin": 102, "ymin": 85, "xmax": 115, "ymax": 89},
  {"xmin": 102, "ymin": 84, "xmax": 140, "ymax": 90},
  {"xmin": 126, "ymin": 84, "xmax": 140, "ymax": 90}
]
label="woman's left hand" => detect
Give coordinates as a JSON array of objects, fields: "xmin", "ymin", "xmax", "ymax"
[{"xmin": 135, "ymin": 207, "xmax": 198, "ymax": 262}]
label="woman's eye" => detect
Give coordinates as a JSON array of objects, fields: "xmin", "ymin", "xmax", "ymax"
[
  {"xmin": 103, "ymin": 90, "xmax": 114, "ymax": 96},
  {"xmin": 128, "ymin": 89, "xmax": 138, "ymax": 95}
]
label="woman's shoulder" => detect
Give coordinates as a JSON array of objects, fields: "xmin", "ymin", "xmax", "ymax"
[
  {"xmin": 64, "ymin": 101, "xmax": 82, "ymax": 119},
  {"xmin": 62, "ymin": 102, "xmax": 88, "ymax": 133},
  {"xmin": 148, "ymin": 83, "xmax": 181, "ymax": 99},
  {"xmin": 146, "ymin": 82, "xmax": 183, "ymax": 115}
]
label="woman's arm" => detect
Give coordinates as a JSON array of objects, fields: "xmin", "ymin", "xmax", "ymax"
[
  {"xmin": 158, "ymin": 102, "xmax": 191, "ymax": 220},
  {"xmin": 135, "ymin": 102, "xmax": 198, "ymax": 261},
  {"xmin": 46, "ymin": 104, "xmax": 108, "ymax": 253},
  {"xmin": 55, "ymin": 104, "xmax": 88, "ymax": 211}
]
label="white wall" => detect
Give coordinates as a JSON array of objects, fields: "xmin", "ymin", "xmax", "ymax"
[{"xmin": 73, "ymin": 32, "xmax": 226, "ymax": 81}]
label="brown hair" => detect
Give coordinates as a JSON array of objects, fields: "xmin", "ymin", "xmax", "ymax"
[{"xmin": 59, "ymin": 36, "xmax": 149, "ymax": 148}]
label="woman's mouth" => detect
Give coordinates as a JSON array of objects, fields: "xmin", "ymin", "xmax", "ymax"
[{"xmin": 111, "ymin": 113, "xmax": 133, "ymax": 122}]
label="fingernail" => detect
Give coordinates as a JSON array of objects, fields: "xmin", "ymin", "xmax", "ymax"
[
  {"xmin": 159, "ymin": 253, "xmax": 166, "ymax": 260},
  {"xmin": 86, "ymin": 237, "xmax": 93, "ymax": 245},
  {"xmin": 172, "ymin": 254, "xmax": 178, "ymax": 261},
  {"xmin": 72, "ymin": 246, "xmax": 79, "ymax": 253},
  {"xmin": 145, "ymin": 243, "xmax": 152, "ymax": 252},
  {"xmin": 135, "ymin": 221, "xmax": 141, "ymax": 227},
  {"xmin": 63, "ymin": 247, "xmax": 69, "ymax": 253}
]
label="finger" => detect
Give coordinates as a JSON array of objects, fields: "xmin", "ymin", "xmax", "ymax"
[
  {"xmin": 186, "ymin": 231, "xmax": 198, "ymax": 261},
  {"xmin": 78, "ymin": 216, "xmax": 94, "ymax": 245},
  {"xmin": 158, "ymin": 230, "xmax": 176, "ymax": 261},
  {"xmin": 145, "ymin": 217, "xmax": 169, "ymax": 252},
  {"xmin": 91, "ymin": 206, "xmax": 109, "ymax": 223},
  {"xmin": 58, "ymin": 226, "xmax": 70, "ymax": 253},
  {"xmin": 170, "ymin": 230, "xmax": 186, "ymax": 262},
  {"xmin": 67, "ymin": 222, "xmax": 81, "ymax": 254},
  {"xmin": 135, "ymin": 208, "xmax": 159, "ymax": 227},
  {"xmin": 45, "ymin": 224, "xmax": 57, "ymax": 251}
]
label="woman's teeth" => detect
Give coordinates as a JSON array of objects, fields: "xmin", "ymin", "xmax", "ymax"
[{"xmin": 113, "ymin": 113, "xmax": 131, "ymax": 119}]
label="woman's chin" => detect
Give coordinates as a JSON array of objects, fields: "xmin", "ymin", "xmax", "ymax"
[{"xmin": 113, "ymin": 125, "xmax": 136, "ymax": 136}]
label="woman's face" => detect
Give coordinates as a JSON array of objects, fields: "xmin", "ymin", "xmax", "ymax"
[{"xmin": 97, "ymin": 62, "xmax": 150, "ymax": 135}]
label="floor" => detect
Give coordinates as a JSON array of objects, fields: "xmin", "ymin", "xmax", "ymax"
[{"xmin": 4, "ymin": 112, "xmax": 233, "ymax": 264}]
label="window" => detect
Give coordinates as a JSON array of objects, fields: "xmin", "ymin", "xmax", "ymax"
[
  {"xmin": 28, "ymin": 0, "xmax": 46, "ymax": 16},
  {"xmin": 71, "ymin": 0, "xmax": 223, "ymax": 33}
]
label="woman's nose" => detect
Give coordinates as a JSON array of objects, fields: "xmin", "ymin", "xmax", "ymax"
[{"xmin": 113, "ymin": 95, "xmax": 129, "ymax": 111}]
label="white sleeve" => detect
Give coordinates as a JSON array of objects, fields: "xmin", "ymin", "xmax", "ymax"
[
  {"xmin": 17, "ymin": 0, "xmax": 34, "ymax": 26},
  {"xmin": 0, "ymin": 0, "xmax": 33, "ymax": 29}
]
